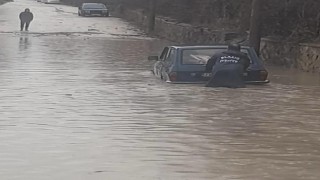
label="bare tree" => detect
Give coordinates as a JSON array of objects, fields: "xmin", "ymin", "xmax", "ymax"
[
  {"xmin": 249, "ymin": 0, "xmax": 262, "ymax": 55},
  {"xmin": 148, "ymin": 0, "xmax": 156, "ymax": 32}
]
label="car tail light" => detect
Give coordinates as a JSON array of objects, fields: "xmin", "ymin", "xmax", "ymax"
[
  {"xmin": 260, "ymin": 70, "xmax": 268, "ymax": 80},
  {"xmin": 169, "ymin": 72, "xmax": 177, "ymax": 81}
]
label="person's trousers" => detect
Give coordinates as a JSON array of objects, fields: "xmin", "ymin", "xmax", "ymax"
[
  {"xmin": 20, "ymin": 21, "xmax": 30, "ymax": 31},
  {"xmin": 206, "ymin": 65, "xmax": 246, "ymax": 88}
]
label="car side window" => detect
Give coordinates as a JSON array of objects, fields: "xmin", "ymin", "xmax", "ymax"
[
  {"xmin": 165, "ymin": 48, "xmax": 175, "ymax": 64},
  {"xmin": 241, "ymin": 49, "xmax": 253, "ymax": 64},
  {"xmin": 160, "ymin": 47, "xmax": 169, "ymax": 60}
]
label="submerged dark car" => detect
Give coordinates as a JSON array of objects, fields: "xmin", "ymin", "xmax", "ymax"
[
  {"xmin": 78, "ymin": 3, "xmax": 109, "ymax": 17},
  {"xmin": 149, "ymin": 45, "xmax": 270, "ymax": 84}
]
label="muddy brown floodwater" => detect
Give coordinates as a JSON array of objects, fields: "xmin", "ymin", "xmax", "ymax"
[
  {"xmin": 0, "ymin": 34, "xmax": 319, "ymax": 180},
  {"xmin": 0, "ymin": 0, "xmax": 320, "ymax": 180}
]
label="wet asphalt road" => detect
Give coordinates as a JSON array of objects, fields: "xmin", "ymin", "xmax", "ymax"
[{"xmin": 1, "ymin": 0, "xmax": 320, "ymax": 180}]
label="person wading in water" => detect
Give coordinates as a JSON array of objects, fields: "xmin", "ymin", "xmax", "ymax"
[
  {"xmin": 19, "ymin": 8, "xmax": 33, "ymax": 31},
  {"xmin": 205, "ymin": 44, "xmax": 250, "ymax": 88}
]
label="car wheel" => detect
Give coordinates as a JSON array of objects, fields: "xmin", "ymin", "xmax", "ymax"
[{"xmin": 105, "ymin": 13, "xmax": 109, "ymax": 17}]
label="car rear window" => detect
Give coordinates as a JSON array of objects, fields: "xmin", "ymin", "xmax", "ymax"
[
  {"xmin": 83, "ymin": 4, "xmax": 106, "ymax": 9},
  {"xmin": 181, "ymin": 48, "xmax": 252, "ymax": 65}
]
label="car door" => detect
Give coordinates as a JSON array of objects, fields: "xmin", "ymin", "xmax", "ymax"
[
  {"xmin": 153, "ymin": 47, "xmax": 169, "ymax": 79},
  {"xmin": 160, "ymin": 48, "xmax": 176, "ymax": 81}
]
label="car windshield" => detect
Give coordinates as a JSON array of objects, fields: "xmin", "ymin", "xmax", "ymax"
[
  {"xmin": 181, "ymin": 48, "xmax": 251, "ymax": 65},
  {"xmin": 83, "ymin": 3, "xmax": 106, "ymax": 9}
]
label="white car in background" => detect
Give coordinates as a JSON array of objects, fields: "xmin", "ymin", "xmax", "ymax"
[{"xmin": 41, "ymin": 0, "xmax": 60, "ymax": 4}]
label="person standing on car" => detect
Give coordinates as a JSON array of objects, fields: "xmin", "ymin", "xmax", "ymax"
[
  {"xmin": 205, "ymin": 44, "xmax": 250, "ymax": 88},
  {"xmin": 19, "ymin": 8, "xmax": 33, "ymax": 31}
]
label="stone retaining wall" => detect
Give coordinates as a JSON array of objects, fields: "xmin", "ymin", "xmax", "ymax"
[
  {"xmin": 260, "ymin": 38, "xmax": 299, "ymax": 68},
  {"xmin": 298, "ymin": 43, "xmax": 320, "ymax": 73},
  {"xmin": 261, "ymin": 38, "xmax": 320, "ymax": 73}
]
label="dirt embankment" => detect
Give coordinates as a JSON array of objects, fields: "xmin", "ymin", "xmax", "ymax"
[
  {"xmin": 117, "ymin": 0, "xmax": 320, "ymax": 43},
  {"xmin": 0, "ymin": 0, "xmax": 12, "ymax": 5},
  {"xmin": 115, "ymin": 0, "xmax": 320, "ymax": 72}
]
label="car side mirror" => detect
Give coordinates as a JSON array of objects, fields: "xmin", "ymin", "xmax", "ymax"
[{"xmin": 148, "ymin": 56, "xmax": 159, "ymax": 61}]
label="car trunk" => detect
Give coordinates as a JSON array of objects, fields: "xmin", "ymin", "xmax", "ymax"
[
  {"xmin": 89, "ymin": 10, "xmax": 103, "ymax": 14},
  {"xmin": 176, "ymin": 65, "xmax": 267, "ymax": 83},
  {"xmin": 245, "ymin": 69, "xmax": 268, "ymax": 82},
  {"xmin": 176, "ymin": 65, "xmax": 209, "ymax": 82}
]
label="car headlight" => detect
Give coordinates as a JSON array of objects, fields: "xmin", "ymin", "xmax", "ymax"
[{"xmin": 85, "ymin": 10, "xmax": 90, "ymax": 13}]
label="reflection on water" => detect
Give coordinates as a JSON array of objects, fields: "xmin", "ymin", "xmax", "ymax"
[
  {"xmin": 268, "ymin": 65, "xmax": 320, "ymax": 86},
  {"xmin": 19, "ymin": 36, "xmax": 30, "ymax": 51},
  {"xmin": 0, "ymin": 35, "xmax": 319, "ymax": 180}
]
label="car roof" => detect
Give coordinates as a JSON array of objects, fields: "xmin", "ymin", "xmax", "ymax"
[
  {"xmin": 170, "ymin": 45, "xmax": 251, "ymax": 50},
  {"xmin": 171, "ymin": 45, "xmax": 263, "ymax": 67}
]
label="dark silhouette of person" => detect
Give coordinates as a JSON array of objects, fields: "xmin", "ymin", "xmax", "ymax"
[
  {"xmin": 205, "ymin": 44, "xmax": 250, "ymax": 88},
  {"xmin": 19, "ymin": 8, "xmax": 33, "ymax": 31}
]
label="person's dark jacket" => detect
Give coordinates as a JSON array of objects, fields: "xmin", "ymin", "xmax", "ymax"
[
  {"xmin": 205, "ymin": 50, "xmax": 250, "ymax": 88},
  {"xmin": 19, "ymin": 12, "xmax": 33, "ymax": 23}
]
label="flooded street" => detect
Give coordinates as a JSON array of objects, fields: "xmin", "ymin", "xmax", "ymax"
[{"xmin": 1, "ymin": 0, "xmax": 320, "ymax": 179}]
